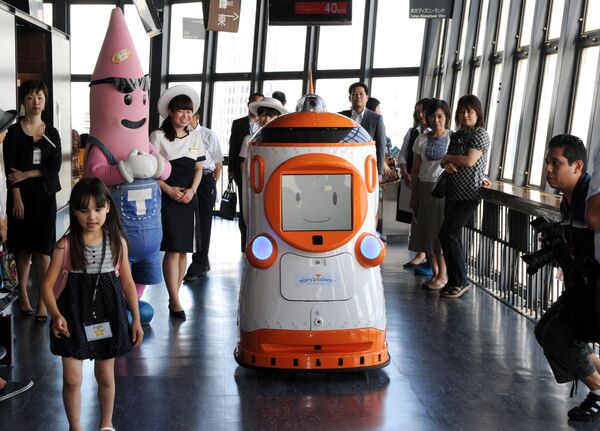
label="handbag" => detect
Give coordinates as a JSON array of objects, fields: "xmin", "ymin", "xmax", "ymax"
[
  {"xmin": 219, "ymin": 180, "xmax": 237, "ymax": 220},
  {"xmin": 0, "ymin": 245, "xmax": 17, "ymax": 290},
  {"xmin": 431, "ymin": 171, "xmax": 449, "ymax": 198}
]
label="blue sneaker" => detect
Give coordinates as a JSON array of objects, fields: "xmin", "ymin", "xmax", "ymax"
[{"xmin": 414, "ymin": 262, "xmax": 433, "ymax": 276}]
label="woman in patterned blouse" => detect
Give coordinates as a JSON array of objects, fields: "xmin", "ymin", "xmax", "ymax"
[
  {"xmin": 438, "ymin": 95, "xmax": 490, "ymax": 298},
  {"xmin": 409, "ymin": 99, "xmax": 451, "ymax": 290}
]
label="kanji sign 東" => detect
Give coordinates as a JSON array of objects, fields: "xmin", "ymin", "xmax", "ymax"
[{"xmin": 207, "ymin": 0, "xmax": 241, "ymax": 32}]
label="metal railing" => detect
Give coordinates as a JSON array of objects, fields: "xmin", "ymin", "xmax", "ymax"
[{"xmin": 463, "ymin": 196, "xmax": 563, "ymax": 322}]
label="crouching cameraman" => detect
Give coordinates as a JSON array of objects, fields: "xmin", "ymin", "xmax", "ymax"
[{"xmin": 533, "ymin": 134, "xmax": 600, "ymax": 422}]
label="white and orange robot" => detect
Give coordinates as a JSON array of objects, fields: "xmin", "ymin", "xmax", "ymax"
[{"xmin": 235, "ymin": 93, "xmax": 389, "ymax": 370}]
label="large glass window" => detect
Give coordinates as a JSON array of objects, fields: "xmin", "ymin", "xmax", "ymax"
[
  {"xmin": 519, "ymin": 0, "xmax": 536, "ymax": 47},
  {"xmin": 458, "ymin": 0, "xmax": 471, "ymax": 59},
  {"xmin": 502, "ymin": 59, "xmax": 529, "ymax": 181},
  {"xmin": 216, "ymin": 0, "xmax": 256, "ymax": 73},
  {"xmin": 262, "ymin": 80, "xmax": 303, "ymax": 111},
  {"xmin": 486, "ymin": 63, "xmax": 503, "ymax": 174},
  {"xmin": 42, "ymin": 3, "xmax": 52, "ymax": 26},
  {"xmin": 529, "ymin": 54, "xmax": 558, "ymax": 186},
  {"xmin": 570, "ymin": 46, "xmax": 600, "ymax": 145},
  {"xmin": 315, "ymin": 78, "xmax": 357, "ymax": 113},
  {"xmin": 212, "ymin": 81, "xmax": 252, "ymax": 153},
  {"xmin": 584, "ymin": 0, "xmax": 600, "ymax": 32},
  {"xmin": 265, "ymin": 26, "xmax": 306, "ymax": 72},
  {"xmin": 70, "ymin": 5, "xmax": 113, "ymax": 74},
  {"xmin": 71, "ymin": 82, "xmax": 91, "ymax": 134},
  {"xmin": 472, "ymin": 66, "xmax": 482, "ymax": 97},
  {"xmin": 124, "ymin": 5, "xmax": 151, "ymax": 75},
  {"xmin": 169, "ymin": 3, "xmax": 205, "ymax": 75},
  {"xmin": 548, "ymin": 0, "xmax": 565, "ymax": 40},
  {"xmin": 370, "ymin": 76, "xmax": 419, "ymax": 150},
  {"xmin": 70, "ymin": 5, "xmax": 149, "ymax": 75},
  {"xmin": 373, "ymin": 1, "xmax": 424, "ymax": 68},
  {"xmin": 317, "ymin": 0, "xmax": 365, "ymax": 70},
  {"xmin": 496, "ymin": 0, "xmax": 511, "ymax": 52},
  {"xmin": 437, "ymin": 19, "xmax": 452, "ymax": 98},
  {"xmin": 451, "ymin": 69, "xmax": 463, "ymax": 122},
  {"xmin": 475, "ymin": 0, "xmax": 490, "ymax": 56},
  {"xmin": 451, "ymin": 0, "xmax": 470, "ymax": 116}
]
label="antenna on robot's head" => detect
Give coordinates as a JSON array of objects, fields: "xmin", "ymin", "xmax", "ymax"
[{"xmin": 296, "ymin": 67, "xmax": 327, "ymax": 112}]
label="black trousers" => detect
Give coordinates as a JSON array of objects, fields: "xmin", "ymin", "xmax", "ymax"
[
  {"xmin": 235, "ymin": 178, "xmax": 247, "ymax": 253},
  {"xmin": 438, "ymin": 199, "xmax": 480, "ymax": 286},
  {"xmin": 534, "ymin": 295, "xmax": 595, "ymax": 383},
  {"xmin": 187, "ymin": 173, "xmax": 216, "ymax": 276}
]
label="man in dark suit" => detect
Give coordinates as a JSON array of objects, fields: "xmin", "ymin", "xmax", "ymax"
[
  {"xmin": 339, "ymin": 82, "xmax": 392, "ymax": 177},
  {"xmin": 228, "ymin": 92, "xmax": 264, "ymax": 252}
]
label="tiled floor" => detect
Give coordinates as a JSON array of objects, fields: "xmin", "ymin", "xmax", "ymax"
[{"xmin": 0, "ymin": 219, "xmax": 596, "ymax": 430}]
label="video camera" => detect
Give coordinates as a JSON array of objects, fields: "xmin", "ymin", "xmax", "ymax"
[{"xmin": 521, "ymin": 216, "xmax": 574, "ymax": 275}]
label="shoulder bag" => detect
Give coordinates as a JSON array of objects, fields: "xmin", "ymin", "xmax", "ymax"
[
  {"xmin": 219, "ymin": 180, "xmax": 237, "ymax": 220},
  {"xmin": 431, "ymin": 171, "xmax": 449, "ymax": 198}
]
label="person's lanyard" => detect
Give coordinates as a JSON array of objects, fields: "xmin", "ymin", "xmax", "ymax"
[{"xmin": 83, "ymin": 234, "xmax": 107, "ymax": 323}]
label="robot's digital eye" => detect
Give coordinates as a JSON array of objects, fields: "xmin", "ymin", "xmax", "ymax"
[
  {"xmin": 124, "ymin": 94, "xmax": 132, "ymax": 105},
  {"xmin": 333, "ymin": 192, "xmax": 337, "ymax": 205}
]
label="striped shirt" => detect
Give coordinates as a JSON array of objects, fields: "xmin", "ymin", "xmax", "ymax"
[{"xmin": 72, "ymin": 241, "xmax": 115, "ymax": 274}]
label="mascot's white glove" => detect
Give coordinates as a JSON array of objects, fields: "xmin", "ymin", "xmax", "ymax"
[{"xmin": 118, "ymin": 150, "xmax": 159, "ymax": 183}]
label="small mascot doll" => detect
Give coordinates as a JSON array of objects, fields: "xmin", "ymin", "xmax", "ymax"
[{"xmin": 84, "ymin": 7, "xmax": 171, "ymax": 323}]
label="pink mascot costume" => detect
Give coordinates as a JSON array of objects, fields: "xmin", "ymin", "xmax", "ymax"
[{"xmin": 84, "ymin": 7, "xmax": 171, "ymax": 319}]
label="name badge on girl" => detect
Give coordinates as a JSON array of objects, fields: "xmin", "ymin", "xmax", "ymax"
[
  {"xmin": 33, "ymin": 146, "xmax": 41, "ymax": 165},
  {"xmin": 84, "ymin": 321, "xmax": 113, "ymax": 341}
]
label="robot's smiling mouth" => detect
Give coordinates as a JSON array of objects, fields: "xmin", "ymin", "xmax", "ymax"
[
  {"xmin": 121, "ymin": 118, "xmax": 146, "ymax": 129},
  {"xmin": 302, "ymin": 217, "xmax": 331, "ymax": 223}
]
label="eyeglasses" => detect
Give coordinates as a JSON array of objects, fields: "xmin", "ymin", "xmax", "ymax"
[{"xmin": 89, "ymin": 75, "xmax": 150, "ymax": 93}]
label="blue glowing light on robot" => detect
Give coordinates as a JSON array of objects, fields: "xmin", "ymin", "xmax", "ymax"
[
  {"xmin": 252, "ymin": 236, "xmax": 273, "ymax": 260},
  {"xmin": 360, "ymin": 235, "xmax": 381, "ymax": 260}
]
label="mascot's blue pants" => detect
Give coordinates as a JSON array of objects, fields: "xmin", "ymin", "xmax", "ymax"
[{"xmin": 111, "ymin": 179, "xmax": 163, "ymax": 285}]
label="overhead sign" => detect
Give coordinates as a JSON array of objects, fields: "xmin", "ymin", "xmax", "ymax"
[
  {"xmin": 183, "ymin": 17, "xmax": 206, "ymax": 40},
  {"xmin": 269, "ymin": 0, "xmax": 352, "ymax": 26},
  {"xmin": 409, "ymin": 0, "xmax": 454, "ymax": 19},
  {"xmin": 206, "ymin": 0, "xmax": 241, "ymax": 32}
]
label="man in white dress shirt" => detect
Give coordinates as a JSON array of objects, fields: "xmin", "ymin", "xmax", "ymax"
[{"xmin": 184, "ymin": 112, "xmax": 223, "ymax": 282}]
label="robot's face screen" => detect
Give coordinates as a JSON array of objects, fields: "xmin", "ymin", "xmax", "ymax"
[{"xmin": 281, "ymin": 174, "xmax": 352, "ymax": 231}]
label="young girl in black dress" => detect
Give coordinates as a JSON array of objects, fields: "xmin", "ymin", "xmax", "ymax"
[{"xmin": 41, "ymin": 177, "xmax": 143, "ymax": 431}]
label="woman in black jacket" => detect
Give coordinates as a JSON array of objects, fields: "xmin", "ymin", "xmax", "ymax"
[{"xmin": 4, "ymin": 80, "xmax": 61, "ymax": 319}]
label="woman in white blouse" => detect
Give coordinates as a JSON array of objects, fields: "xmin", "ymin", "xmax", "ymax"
[{"xmin": 150, "ymin": 85, "xmax": 205, "ymax": 319}]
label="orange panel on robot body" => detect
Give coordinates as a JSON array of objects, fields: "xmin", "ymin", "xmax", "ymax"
[
  {"xmin": 236, "ymin": 328, "xmax": 389, "ymax": 370},
  {"xmin": 243, "ymin": 144, "xmax": 379, "ymax": 255},
  {"xmin": 264, "ymin": 153, "xmax": 369, "ymax": 253}
]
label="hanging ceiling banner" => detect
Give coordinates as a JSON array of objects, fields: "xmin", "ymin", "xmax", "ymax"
[
  {"xmin": 409, "ymin": 0, "xmax": 454, "ymax": 19},
  {"xmin": 206, "ymin": 0, "xmax": 241, "ymax": 32}
]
